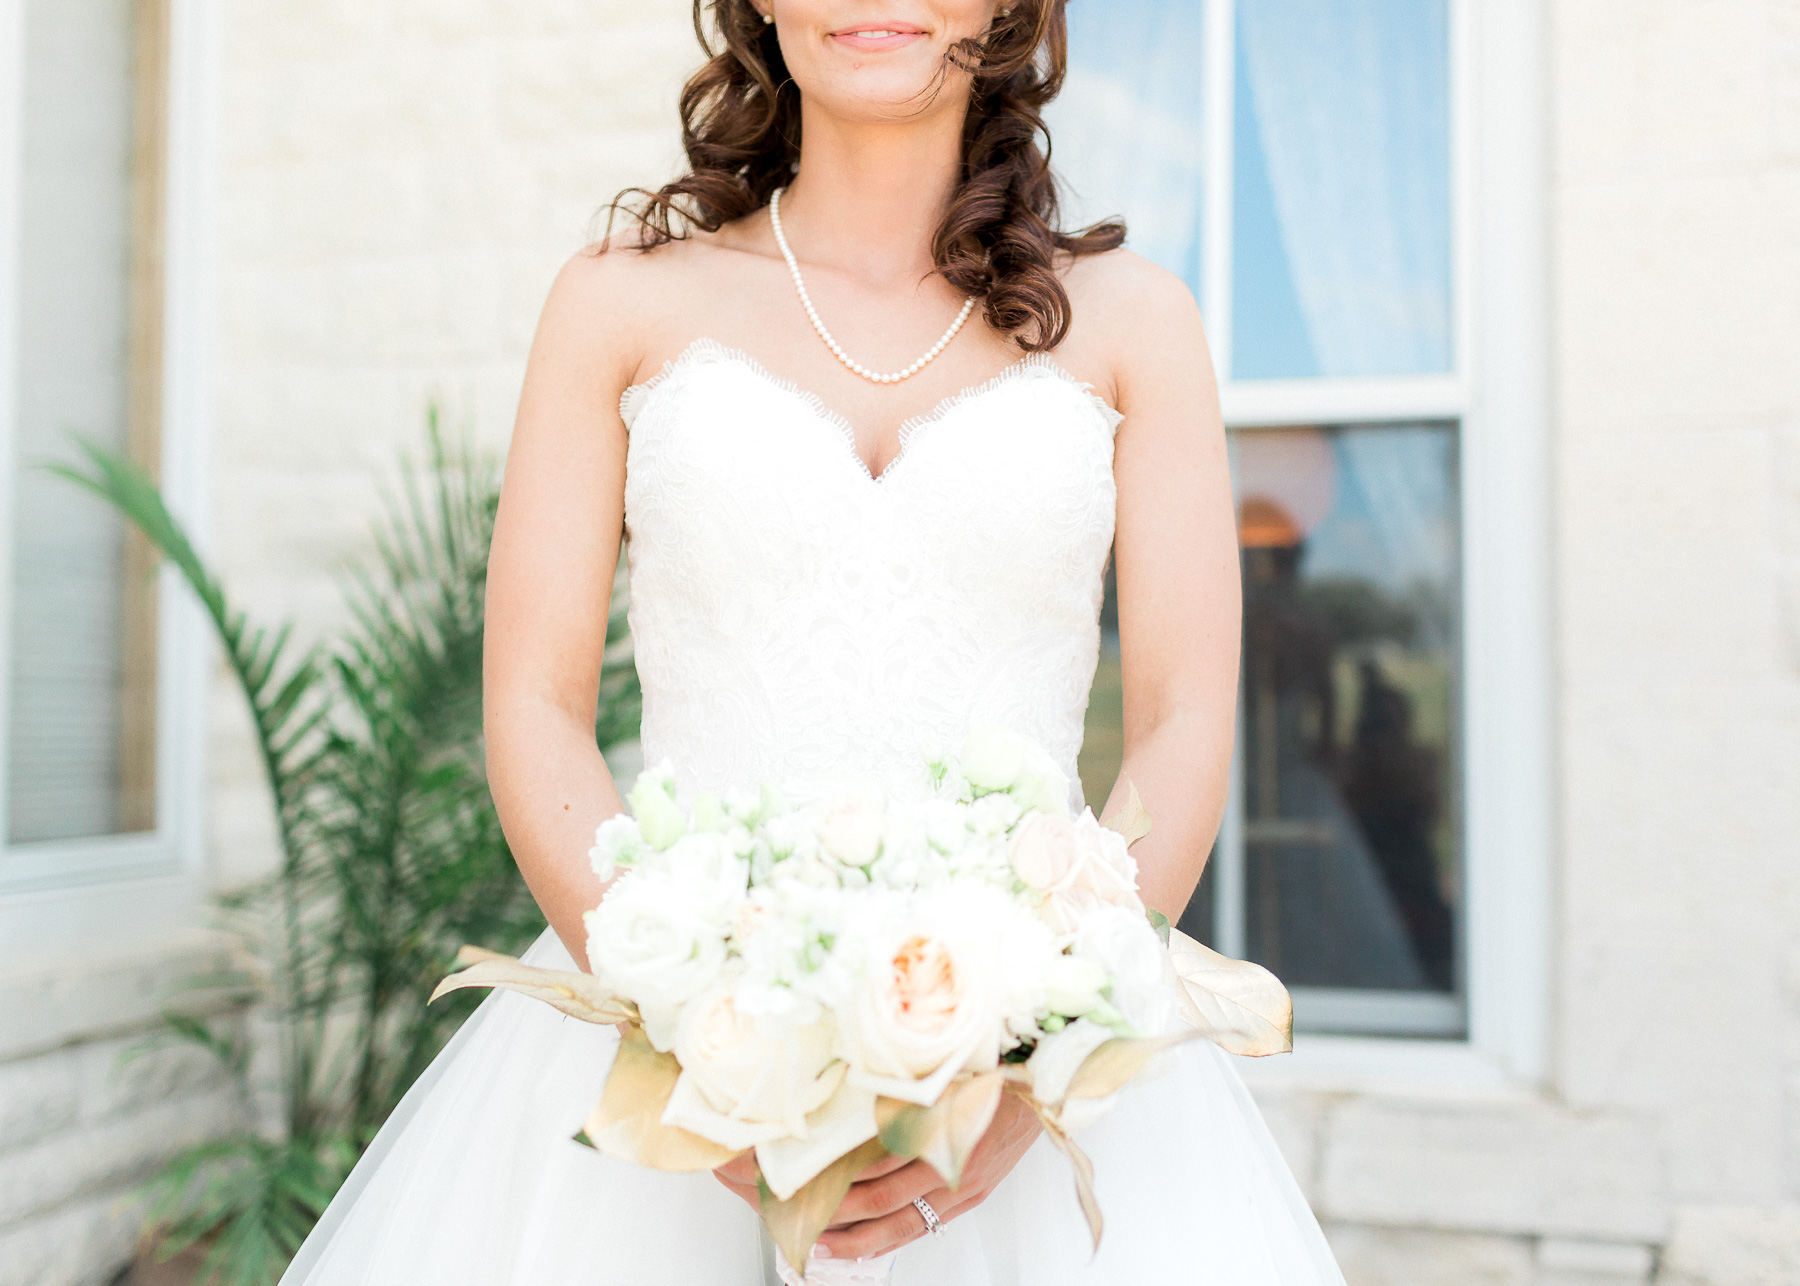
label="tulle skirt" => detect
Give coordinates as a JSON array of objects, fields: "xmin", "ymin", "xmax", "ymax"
[{"xmin": 280, "ymin": 929, "xmax": 1344, "ymax": 1285}]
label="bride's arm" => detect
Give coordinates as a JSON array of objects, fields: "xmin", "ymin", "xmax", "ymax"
[
  {"xmin": 1103, "ymin": 257, "xmax": 1240, "ymax": 920},
  {"xmin": 485, "ymin": 250, "xmax": 643, "ymax": 967}
]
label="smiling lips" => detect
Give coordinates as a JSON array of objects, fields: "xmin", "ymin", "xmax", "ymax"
[{"xmin": 830, "ymin": 23, "xmax": 928, "ymax": 52}]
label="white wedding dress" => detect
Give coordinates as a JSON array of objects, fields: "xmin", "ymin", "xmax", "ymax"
[{"xmin": 280, "ymin": 338, "xmax": 1345, "ymax": 1285}]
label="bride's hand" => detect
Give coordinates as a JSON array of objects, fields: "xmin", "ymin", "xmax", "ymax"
[
  {"xmin": 815, "ymin": 1092, "xmax": 1043, "ymax": 1261},
  {"xmin": 712, "ymin": 1150, "xmax": 914, "ymax": 1215}
]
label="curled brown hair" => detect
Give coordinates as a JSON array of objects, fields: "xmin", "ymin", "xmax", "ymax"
[{"xmin": 605, "ymin": 0, "xmax": 1125, "ymax": 352}]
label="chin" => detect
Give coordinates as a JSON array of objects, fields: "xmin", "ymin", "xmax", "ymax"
[
  {"xmin": 816, "ymin": 62, "xmax": 963, "ymax": 122},
  {"xmin": 776, "ymin": 2, "xmax": 994, "ymax": 121}
]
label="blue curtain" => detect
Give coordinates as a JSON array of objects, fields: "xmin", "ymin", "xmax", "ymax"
[
  {"xmin": 1234, "ymin": 0, "xmax": 1453, "ymax": 378},
  {"xmin": 1046, "ymin": 2, "xmax": 1209, "ymax": 298}
]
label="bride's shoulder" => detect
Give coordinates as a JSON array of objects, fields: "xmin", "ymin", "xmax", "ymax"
[
  {"xmin": 537, "ymin": 223, "xmax": 744, "ymax": 386},
  {"xmin": 1057, "ymin": 247, "xmax": 1208, "ymax": 404},
  {"xmin": 1062, "ymin": 246, "xmax": 1201, "ymax": 334}
]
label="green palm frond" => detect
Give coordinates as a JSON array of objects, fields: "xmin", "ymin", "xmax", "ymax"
[
  {"xmin": 140, "ymin": 1135, "xmax": 358, "ymax": 1286},
  {"xmin": 58, "ymin": 412, "xmax": 642, "ymax": 1284}
]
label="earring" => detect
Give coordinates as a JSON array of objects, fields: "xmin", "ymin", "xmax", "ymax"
[{"xmin": 762, "ymin": 10, "xmax": 774, "ymax": 22}]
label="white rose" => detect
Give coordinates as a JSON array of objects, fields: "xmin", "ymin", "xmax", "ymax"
[
  {"xmin": 584, "ymin": 873, "xmax": 729, "ymax": 1049},
  {"xmin": 1008, "ymin": 808, "xmax": 1145, "ymax": 935},
  {"xmin": 836, "ymin": 883, "xmax": 1024, "ymax": 1105},
  {"xmin": 659, "ymin": 830, "xmax": 750, "ymax": 926},
  {"xmin": 815, "ymin": 780, "xmax": 886, "ymax": 869},
  {"xmin": 660, "ymin": 975, "xmax": 844, "ymax": 1150},
  {"xmin": 627, "ymin": 760, "xmax": 688, "ymax": 850},
  {"xmin": 1072, "ymin": 905, "xmax": 1182, "ymax": 1037}
]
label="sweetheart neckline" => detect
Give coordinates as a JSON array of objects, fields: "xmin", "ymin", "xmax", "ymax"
[{"xmin": 619, "ymin": 337, "xmax": 1123, "ymax": 485}]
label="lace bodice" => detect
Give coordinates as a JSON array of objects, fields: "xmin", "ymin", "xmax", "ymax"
[{"xmin": 619, "ymin": 339, "xmax": 1123, "ymax": 811}]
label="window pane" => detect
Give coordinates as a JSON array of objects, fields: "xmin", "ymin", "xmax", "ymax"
[
  {"xmin": 1232, "ymin": 0, "xmax": 1452, "ymax": 379},
  {"xmin": 1048, "ymin": 0, "xmax": 1207, "ymax": 297},
  {"xmin": 7, "ymin": 0, "xmax": 160, "ymax": 843},
  {"xmin": 1234, "ymin": 423, "xmax": 1460, "ymax": 1007}
]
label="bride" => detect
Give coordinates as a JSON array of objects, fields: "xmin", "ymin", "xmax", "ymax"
[{"xmin": 281, "ymin": 2, "xmax": 1344, "ymax": 1282}]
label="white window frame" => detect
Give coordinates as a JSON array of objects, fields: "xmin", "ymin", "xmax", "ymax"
[
  {"xmin": 0, "ymin": 0, "xmax": 218, "ymax": 961},
  {"xmin": 1200, "ymin": 0, "xmax": 1552, "ymax": 1087}
]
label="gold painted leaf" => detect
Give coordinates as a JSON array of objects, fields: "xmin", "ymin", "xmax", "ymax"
[
  {"xmin": 1063, "ymin": 1028, "xmax": 1208, "ymax": 1102},
  {"xmin": 1100, "ymin": 779, "xmax": 1152, "ymax": 848},
  {"xmin": 759, "ymin": 1136, "xmax": 889, "ymax": 1274},
  {"xmin": 1014, "ymin": 1088, "xmax": 1103, "ymax": 1253},
  {"xmin": 583, "ymin": 1027, "xmax": 742, "ymax": 1172},
  {"xmin": 875, "ymin": 1071, "xmax": 1004, "ymax": 1190},
  {"xmin": 1167, "ymin": 927, "xmax": 1294, "ymax": 1057},
  {"xmin": 429, "ymin": 945, "xmax": 636, "ymax": 1027}
]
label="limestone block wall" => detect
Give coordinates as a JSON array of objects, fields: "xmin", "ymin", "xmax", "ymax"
[
  {"xmin": 207, "ymin": 0, "xmax": 698, "ymax": 888},
  {"xmin": 1551, "ymin": 0, "xmax": 1800, "ymax": 1276},
  {"xmin": 0, "ymin": 936, "xmax": 247, "ymax": 1286}
]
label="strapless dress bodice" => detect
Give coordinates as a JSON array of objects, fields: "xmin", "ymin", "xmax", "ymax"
[{"xmin": 618, "ymin": 338, "xmax": 1123, "ymax": 809}]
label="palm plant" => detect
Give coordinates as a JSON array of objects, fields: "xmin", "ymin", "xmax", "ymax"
[{"xmin": 53, "ymin": 418, "xmax": 639, "ymax": 1286}]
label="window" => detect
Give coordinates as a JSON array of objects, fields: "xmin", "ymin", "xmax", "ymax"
[
  {"xmin": 1056, "ymin": 0, "xmax": 1481, "ymax": 1039},
  {"xmin": 0, "ymin": 0, "xmax": 206, "ymax": 911}
]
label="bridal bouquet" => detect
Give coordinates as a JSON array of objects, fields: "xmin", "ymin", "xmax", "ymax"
[{"xmin": 433, "ymin": 727, "xmax": 1291, "ymax": 1273}]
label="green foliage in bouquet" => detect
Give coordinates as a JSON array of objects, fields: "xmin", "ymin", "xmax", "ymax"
[{"xmin": 52, "ymin": 416, "xmax": 641, "ymax": 1286}]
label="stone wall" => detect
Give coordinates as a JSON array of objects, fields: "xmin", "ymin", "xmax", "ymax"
[
  {"xmin": 1551, "ymin": 0, "xmax": 1800, "ymax": 1278},
  {"xmin": 207, "ymin": 0, "xmax": 698, "ymax": 888},
  {"xmin": 0, "ymin": 935, "xmax": 247, "ymax": 1286}
]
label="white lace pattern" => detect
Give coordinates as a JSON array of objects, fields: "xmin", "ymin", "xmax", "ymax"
[{"xmin": 619, "ymin": 338, "xmax": 1123, "ymax": 811}]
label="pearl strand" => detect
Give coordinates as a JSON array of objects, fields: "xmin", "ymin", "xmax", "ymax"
[{"xmin": 768, "ymin": 187, "xmax": 976, "ymax": 385}]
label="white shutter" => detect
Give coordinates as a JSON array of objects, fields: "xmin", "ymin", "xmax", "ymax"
[{"xmin": 6, "ymin": 0, "xmax": 142, "ymax": 844}]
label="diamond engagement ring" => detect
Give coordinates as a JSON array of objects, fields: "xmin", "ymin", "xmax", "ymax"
[
  {"xmin": 913, "ymin": 1196, "xmax": 945, "ymax": 1238},
  {"xmin": 913, "ymin": 1197, "xmax": 944, "ymax": 1237}
]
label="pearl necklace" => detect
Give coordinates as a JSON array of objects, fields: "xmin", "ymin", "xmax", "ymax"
[{"xmin": 769, "ymin": 186, "xmax": 977, "ymax": 385}]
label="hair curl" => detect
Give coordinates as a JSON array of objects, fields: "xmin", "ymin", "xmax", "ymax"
[{"xmin": 604, "ymin": 0, "xmax": 1124, "ymax": 352}]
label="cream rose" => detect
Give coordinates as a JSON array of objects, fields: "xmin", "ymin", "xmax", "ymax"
[
  {"xmin": 1008, "ymin": 808, "xmax": 1145, "ymax": 935},
  {"xmin": 660, "ymin": 976, "xmax": 844, "ymax": 1151},
  {"xmin": 836, "ymin": 884, "xmax": 1032, "ymax": 1105}
]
